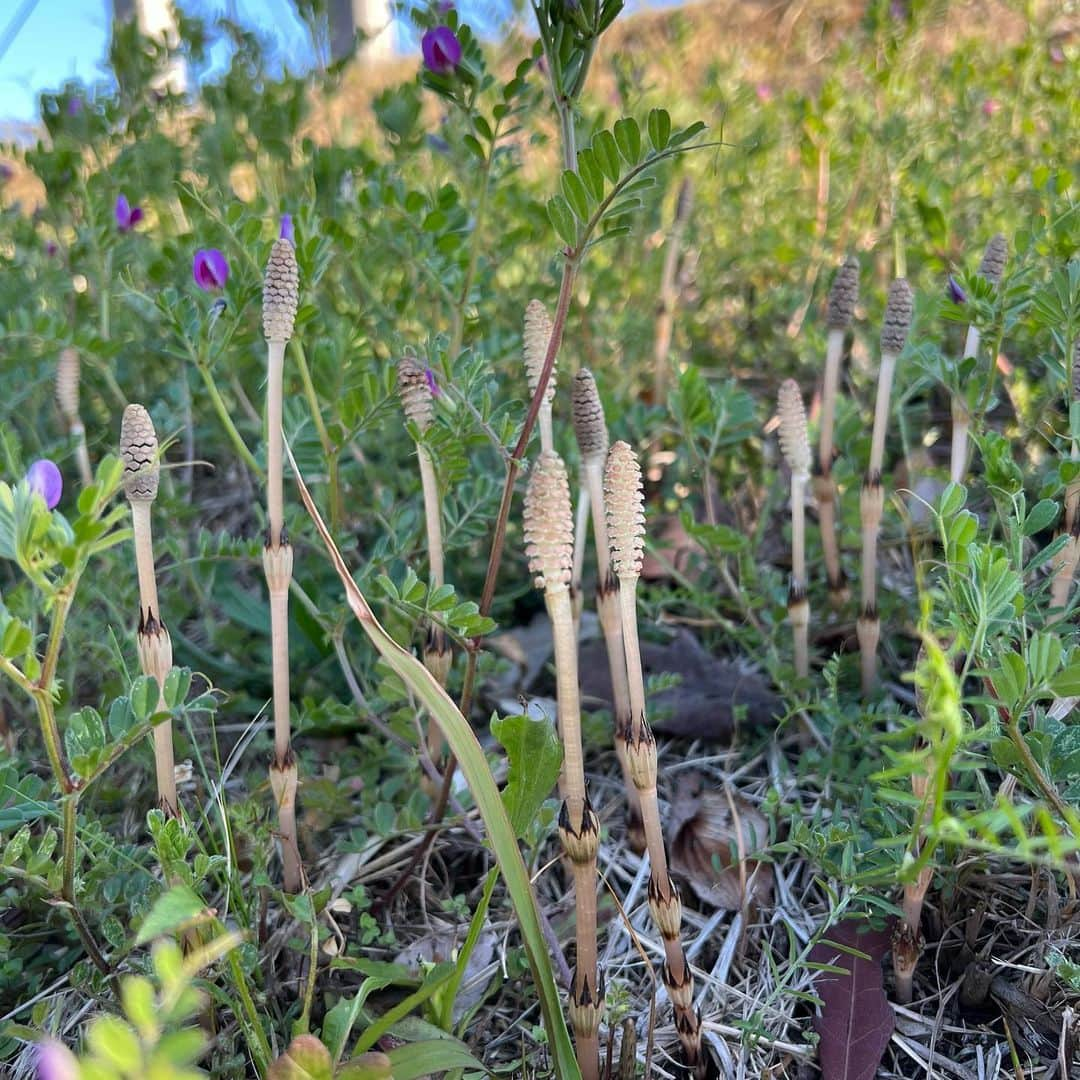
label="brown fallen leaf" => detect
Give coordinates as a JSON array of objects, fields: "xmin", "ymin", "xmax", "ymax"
[
  {"xmin": 808, "ymin": 919, "xmax": 895, "ymax": 1080},
  {"xmin": 669, "ymin": 784, "xmax": 773, "ymax": 910}
]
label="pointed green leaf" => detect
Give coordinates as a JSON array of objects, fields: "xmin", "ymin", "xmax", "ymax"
[
  {"xmin": 135, "ymin": 884, "xmax": 207, "ymax": 945},
  {"xmin": 647, "ymin": 107, "xmax": 672, "ymax": 151},
  {"xmin": 613, "ymin": 116, "xmax": 642, "ymax": 164},
  {"xmin": 592, "ymin": 129, "xmax": 621, "ymax": 182},
  {"xmin": 491, "ymin": 712, "xmax": 563, "ymax": 837},
  {"xmin": 546, "ymin": 194, "xmax": 578, "ymax": 247},
  {"xmin": 560, "ymin": 169, "xmax": 592, "ymax": 222}
]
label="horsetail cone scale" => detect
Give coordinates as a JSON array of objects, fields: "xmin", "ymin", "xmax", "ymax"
[
  {"xmin": 604, "ymin": 442, "xmax": 646, "ymax": 580},
  {"xmin": 523, "ymin": 300, "xmax": 556, "ymax": 403},
  {"xmin": 262, "ymin": 236, "xmax": 299, "ymax": 343},
  {"xmin": 777, "ymin": 379, "xmax": 811, "ymax": 477},
  {"xmin": 120, "ymin": 403, "xmax": 161, "ymax": 503},
  {"xmin": 572, "ymin": 369, "xmax": 609, "ymax": 466},
  {"xmin": 880, "ymin": 278, "xmax": 914, "ymax": 357},
  {"xmin": 978, "ymin": 233, "xmax": 1007, "ymax": 285},
  {"xmin": 826, "ymin": 254, "xmax": 859, "ymax": 330},
  {"xmin": 396, "ymin": 355, "xmax": 435, "ymax": 433},
  {"xmin": 524, "ymin": 452, "xmax": 574, "ymax": 592},
  {"xmin": 56, "ymin": 347, "xmax": 80, "ymax": 422}
]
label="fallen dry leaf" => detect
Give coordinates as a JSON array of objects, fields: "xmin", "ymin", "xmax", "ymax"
[
  {"xmin": 669, "ymin": 784, "xmax": 773, "ymax": 910},
  {"xmin": 808, "ymin": 919, "xmax": 895, "ymax": 1080}
]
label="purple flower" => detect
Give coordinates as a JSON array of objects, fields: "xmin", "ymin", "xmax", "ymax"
[
  {"xmin": 115, "ymin": 194, "xmax": 143, "ymax": 233},
  {"xmin": 66, "ymin": 96, "xmax": 82, "ymax": 117},
  {"xmin": 424, "ymin": 367, "xmax": 441, "ymax": 397},
  {"xmin": 192, "ymin": 249, "xmax": 229, "ymax": 291},
  {"xmin": 426, "ymin": 134, "xmax": 450, "ymax": 156},
  {"xmin": 982, "ymin": 98, "xmax": 1001, "ymax": 117},
  {"xmin": 755, "ymin": 82, "xmax": 774, "ymax": 103},
  {"xmin": 279, "ymin": 214, "xmax": 294, "ymax": 243},
  {"xmin": 35, "ymin": 1041, "xmax": 78, "ymax": 1080},
  {"xmin": 436, "ymin": 0, "xmax": 455, "ymax": 11},
  {"xmin": 45, "ymin": 240, "xmax": 59, "ymax": 257},
  {"xmin": 26, "ymin": 460, "xmax": 63, "ymax": 510},
  {"xmin": 947, "ymin": 276, "xmax": 967, "ymax": 304},
  {"xmin": 0, "ymin": 163, "xmax": 12, "ymax": 182},
  {"xmin": 422, "ymin": 27, "xmax": 462, "ymax": 75}
]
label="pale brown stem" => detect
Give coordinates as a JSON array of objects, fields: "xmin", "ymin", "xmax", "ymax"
[
  {"xmin": 130, "ymin": 499, "xmax": 176, "ymax": 815},
  {"xmin": 869, "ymin": 351, "xmax": 898, "ymax": 480},
  {"xmin": 269, "ymin": 756, "xmax": 302, "ymax": 894},
  {"xmin": 857, "ymin": 611, "xmax": 881, "ymax": 698},
  {"xmin": 859, "ymin": 479, "xmax": 884, "ymax": 697},
  {"xmin": 267, "ymin": 340, "xmax": 287, "ymax": 543},
  {"xmin": 583, "ymin": 461, "xmax": 612, "ymax": 586},
  {"xmin": 616, "ymin": 576, "xmax": 646, "ymax": 737},
  {"xmin": 547, "ymin": 587, "xmax": 585, "ymax": 812},
  {"xmin": 539, "ymin": 401, "xmax": 554, "ymax": 457},
  {"xmin": 950, "ymin": 326, "xmax": 980, "ymax": 485},
  {"xmin": 417, "ymin": 447, "xmax": 445, "ymax": 588},
  {"xmin": 813, "ymin": 474, "xmax": 845, "ymax": 604},
  {"xmin": 597, "ymin": 584, "xmax": 642, "ymax": 848},
  {"xmin": 70, "ymin": 421, "xmax": 93, "ymax": 488},
  {"xmin": 269, "ymin": 586, "xmax": 292, "ymax": 764},
  {"xmin": 819, "ymin": 328, "xmax": 845, "ymax": 470},
  {"xmin": 790, "ymin": 471, "xmax": 809, "ymax": 680},
  {"xmin": 130, "ymin": 501, "xmax": 160, "ymax": 619},
  {"xmin": 571, "ymin": 485, "xmax": 590, "ymax": 624}
]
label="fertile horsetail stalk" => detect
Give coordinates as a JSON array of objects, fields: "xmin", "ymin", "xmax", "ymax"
[
  {"xmin": 813, "ymin": 256, "xmax": 858, "ymax": 608},
  {"xmin": 523, "ymin": 451, "xmax": 601, "ymax": 1080},
  {"xmin": 262, "ymin": 223, "xmax": 303, "ymax": 892},
  {"xmin": 57, "ymin": 347, "xmax": 93, "ymax": 488},
  {"xmin": 950, "ymin": 234, "xmax": 1007, "ymax": 484},
  {"xmin": 572, "ymin": 370, "xmax": 643, "ymax": 853},
  {"xmin": 120, "ymin": 404, "xmax": 177, "ymax": 817},
  {"xmin": 778, "ymin": 379, "xmax": 812, "ymax": 679},
  {"xmin": 858, "ymin": 279, "xmax": 913, "ymax": 696},
  {"xmin": 605, "ymin": 440, "xmax": 704, "ymax": 1076},
  {"xmin": 397, "ymin": 355, "xmax": 450, "ymax": 773}
]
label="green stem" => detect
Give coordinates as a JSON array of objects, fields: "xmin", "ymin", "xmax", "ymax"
[
  {"xmin": 291, "ymin": 339, "xmax": 341, "ymax": 531},
  {"xmin": 33, "ymin": 691, "xmax": 76, "ymax": 794},
  {"xmin": 61, "ymin": 793, "xmax": 113, "ymax": 981},
  {"xmin": 226, "ymin": 946, "xmax": 272, "ymax": 1072},
  {"xmin": 298, "ymin": 903, "xmax": 320, "ymax": 1034},
  {"xmin": 448, "ymin": 118, "xmax": 501, "ymax": 364},
  {"xmin": 39, "ymin": 584, "xmax": 75, "ymax": 693},
  {"xmin": 195, "ymin": 361, "xmax": 264, "ymax": 479}
]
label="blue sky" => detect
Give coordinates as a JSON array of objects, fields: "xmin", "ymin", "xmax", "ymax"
[{"xmin": 0, "ymin": 1, "xmax": 314, "ymax": 124}]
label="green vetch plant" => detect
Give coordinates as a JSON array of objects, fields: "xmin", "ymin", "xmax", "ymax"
[
  {"xmin": 950, "ymin": 234, "xmax": 1007, "ymax": 485},
  {"xmin": 262, "ymin": 222, "xmax": 303, "ymax": 893},
  {"xmin": 813, "ymin": 255, "xmax": 858, "ymax": 609},
  {"xmin": 523, "ymin": 450, "xmax": 601, "ymax": 1080},
  {"xmin": 573, "ymin": 368, "xmax": 642, "ymax": 852},
  {"xmin": 56, "ymin": 346, "xmax": 93, "ymax": 489},
  {"xmin": 858, "ymin": 278, "xmax": 913, "ymax": 697},
  {"xmin": 396, "ymin": 354, "xmax": 451, "ymax": 774},
  {"xmin": 604, "ymin": 439, "xmax": 703, "ymax": 1076},
  {"xmin": 777, "ymin": 378, "xmax": 812, "ymax": 681},
  {"xmin": 119, "ymin": 403, "xmax": 178, "ymax": 818}
]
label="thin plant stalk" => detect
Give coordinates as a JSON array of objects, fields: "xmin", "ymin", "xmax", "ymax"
[
  {"xmin": 263, "ymin": 227, "xmax": 302, "ymax": 893},
  {"xmin": 778, "ymin": 380, "xmax": 811, "ymax": 680},
  {"xmin": 652, "ymin": 178, "xmax": 694, "ymax": 403},
  {"xmin": 605, "ymin": 441, "xmax": 703, "ymax": 1076},
  {"xmin": 816, "ymin": 256, "xmax": 859, "ymax": 607},
  {"xmin": 120, "ymin": 404, "xmax": 178, "ymax": 817},
  {"xmin": 858, "ymin": 279, "xmax": 913, "ymax": 697},
  {"xmin": 524, "ymin": 451, "xmax": 601, "ymax": 1080},
  {"xmin": 950, "ymin": 234, "xmax": 1007, "ymax": 485},
  {"xmin": 573, "ymin": 369, "xmax": 642, "ymax": 851},
  {"xmin": 397, "ymin": 356, "xmax": 450, "ymax": 772},
  {"xmin": 56, "ymin": 347, "xmax": 93, "ymax": 488}
]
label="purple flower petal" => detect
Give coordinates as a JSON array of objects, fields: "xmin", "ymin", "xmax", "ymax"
[
  {"xmin": 279, "ymin": 214, "xmax": 294, "ymax": 243},
  {"xmin": 115, "ymin": 193, "xmax": 142, "ymax": 232},
  {"xmin": 36, "ymin": 1041, "xmax": 78, "ymax": 1080},
  {"xmin": 422, "ymin": 26, "xmax": 462, "ymax": 75},
  {"xmin": 947, "ymin": 275, "xmax": 967, "ymax": 304},
  {"xmin": 26, "ymin": 459, "xmax": 63, "ymax": 510},
  {"xmin": 424, "ymin": 367, "xmax": 441, "ymax": 397},
  {"xmin": 66, "ymin": 96, "xmax": 82, "ymax": 117},
  {"xmin": 193, "ymin": 248, "xmax": 229, "ymax": 291}
]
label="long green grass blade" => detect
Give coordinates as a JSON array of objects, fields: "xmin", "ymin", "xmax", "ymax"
[{"xmin": 287, "ymin": 446, "xmax": 580, "ymax": 1080}]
